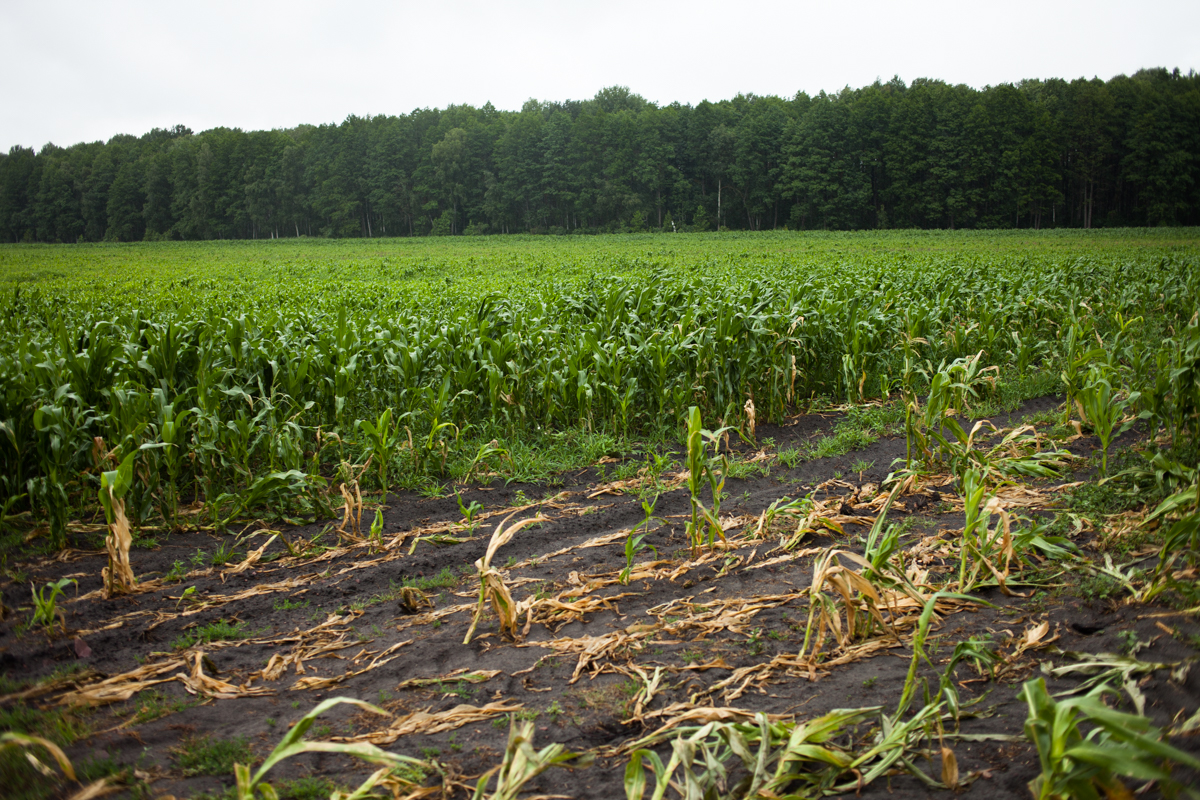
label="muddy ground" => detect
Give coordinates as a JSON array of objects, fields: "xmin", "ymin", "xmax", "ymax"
[{"xmin": 2, "ymin": 396, "xmax": 1199, "ymax": 799}]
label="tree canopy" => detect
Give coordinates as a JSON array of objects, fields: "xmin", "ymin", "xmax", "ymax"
[{"xmin": 3, "ymin": 69, "xmax": 1198, "ymax": 242}]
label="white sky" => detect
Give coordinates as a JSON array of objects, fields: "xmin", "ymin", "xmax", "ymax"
[{"xmin": 2, "ymin": 0, "xmax": 1198, "ymax": 153}]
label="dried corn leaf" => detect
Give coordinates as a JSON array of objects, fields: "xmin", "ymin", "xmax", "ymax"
[
  {"xmin": 628, "ymin": 702, "xmax": 787, "ymax": 731},
  {"xmin": 0, "ymin": 669, "xmax": 102, "ymax": 705},
  {"xmin": 336, "ymin": 701, "xmax": 524, "ymax": 745},
  {"xmin": 57, "ymin": 660, "xmax": 185, "ymax": 707},
  {"xmin": 396, "ymin": 602, "xmax": 474, "ymax": 633},
  {"xmin": 66, "ymin": 777, "xmax": 123, "ymax": 800},
  {"xmin": 177, "ymin": 652, "xmax": 274, "ymax": 698},
  {"xmin": 179, "ymin": 575, "xmax": 318, "ymax": 615},
  {"xmin": 226, "ymin": 533, "xmax": 279, "ymax": 574},
  {"xmin": 289, "ymin": 640, "xmax": 411, "ymax": 691},
  {"xmin": 394, "ymin": 669, "xmax": 501, "ymax": 691}
]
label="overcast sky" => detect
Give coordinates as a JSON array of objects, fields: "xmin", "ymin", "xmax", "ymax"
[{"xmin": 3, "ymin": 0, "xmax": 1197, "ymax": 153}]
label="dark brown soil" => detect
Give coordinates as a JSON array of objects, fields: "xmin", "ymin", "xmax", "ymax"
[{"xmin": 3, "ymin": 397, "xmax": 1199, "ymax": 799}]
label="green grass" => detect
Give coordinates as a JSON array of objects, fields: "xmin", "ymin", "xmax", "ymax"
[
  {"xmin": 347, "ymin": 568, "xmax": 461, "ymax": 612},
  {"xmin": 170, "ymin": 619, "xmax": 253, "ymax": 650},
  {"xmin": 805, "ymin": 402, "xmax": 906, "ymax": 460},
  {"xmin": 403, "ymin": 567, "xmax": 459, "ymax": 591},
  {"xmin": 173, "ymin": 734, "xmax": 254, "ymax": 777},
  {"xmin": 128, "ymin": 689, "xmax": 199, "ymax": 725},
  {"xmin": 1075, "ymin": 573, "xmax": 1125, "ymax": 602},
  {"xmin": 275, "ymin": 777, "xmax": 340, "ymax": 800}
]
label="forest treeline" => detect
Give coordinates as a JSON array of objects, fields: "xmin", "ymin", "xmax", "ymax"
[{"xmin": 2, "ymin": 68, "xmax": 1198, "ymax": 242}]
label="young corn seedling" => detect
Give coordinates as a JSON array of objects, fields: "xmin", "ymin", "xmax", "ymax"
[
  {"xmin": 31, "ymin": 576, "xmax": 76, "ymax": 631},
  {"xmin": 463, "ymin": 511, "xmax": 548, "ymax": 644},
  {"xmin": 620, "ymin": 494, "xmax": 662, "ymax": 584},
  {"xmin": 368, "ymin": 507, "xmax": 384, "ymax": 552},
  {"xmin": 457, "ymin": 493, "xmax": 484, "ymax": 524}
]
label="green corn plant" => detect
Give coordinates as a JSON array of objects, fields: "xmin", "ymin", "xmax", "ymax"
[
  {"xmin": 464, "ymin": 439, "xmax": 511, "ymax": 482},
  {"xmin": 1144, "ymin": 479, "xmax": 1200, "ymax": 599},
  {"xmin": 898, "ymin": 592, "xmax": 994, "ymax": 718},
  {"xmin": 153, "ymin": 390, "xmax": 192, "ymax": 527},
  {"xmin": 1059, "ymin": 320, "xmax": 1108, "ymax": 426},
  {"xmin": 1020, "ymin": 678, "xmax": 1200, "ymax": 800},
  {"xmin": 356, "ymin": 407, "xmax": 400, "ymax": 492},
  {"xmin": 683, "ymin": 407, "xmax": 732, "ymax": 556},
  {"xmin": 1077, "ymin": 365, "xmax": 1138, "ymax": 478},
  {"xmin": 1149, "ymin": 309, "xmax": 1200, "ymax": 450},
  {"xmin": 368, "ymin": 508, "xmax": 384, "ymax": 552},
  {"xmin": 620, "ymin": 494, "xmax": 662, "ymax": 584},
  {"xmin": 233, "ymin": 697, "xmax": 431, "ymax": 800},
  {"xmin": 31, "ymin": 390, "xmax": 89, "ymax": 550},
  {"xmin": 955, "ymin": 468, "xmax": 1021, "ymax": 595},
  {"xmin": 30, "ymin": 576, "xmax": 76, "ymax": 630},
  {"xmin": 456, "ymin": 493, "xmax": 484, "ymax": 524}
]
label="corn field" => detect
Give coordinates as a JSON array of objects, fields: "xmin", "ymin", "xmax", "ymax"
[{"xmin": 1, "ymin": 230, "xmax": 1198, "ymax": 548}]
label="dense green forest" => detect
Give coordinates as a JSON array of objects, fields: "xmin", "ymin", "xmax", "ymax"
[{"xmin": 2, "ymin": 68, "xmax": 1198, "ymax": 242}]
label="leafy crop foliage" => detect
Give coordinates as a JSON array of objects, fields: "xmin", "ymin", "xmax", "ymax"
[{"xmin": 0, "ymin": 231, "xmax": 1198, "ymax": 546}]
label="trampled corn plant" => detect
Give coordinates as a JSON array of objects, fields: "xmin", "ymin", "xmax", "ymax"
[
  {"xmin": 752, "ymin": 495, "xmax": 810, "ymax": 541},
  {"xmin": 98, "ymin": 450, "xmax": 137, "ymax": 597},
  {"xmin": 233, "ymin": 697, "xmax": 432, "ymax": 800},
  {"xmin": 1040, "ymin": 649, "xmax": 1190, "ymax": 715},
  {"xmin": 473, "ymin": 718, "xmax": 593, "ymax": 800},
  {"xmin": 1020, "ymin": 678, "xmax": 1200, "ymax": 800},
  {"xmin": 624, "ymin": 701, "xmax": 965, "ymax": 799},
  {"xmin": 463, "ymin": 512, "xmax": 548, "ymax": 644},
  {"xmin": 0, "ymin": 732, "xmax": 76, "ymax": 784},
  {"xmin": 798, "ymin": 543, "xmax": 909, "ymax": 661}
]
